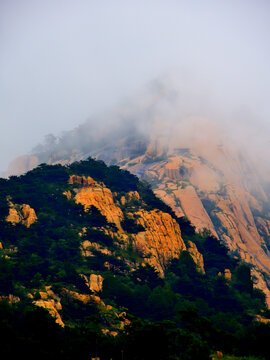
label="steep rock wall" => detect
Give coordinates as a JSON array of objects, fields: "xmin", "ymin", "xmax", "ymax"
[
  {"xmin": 69, "ymin": 175, "xmax": 203, "ymax": 274},
  {"xmin": 122, "ymin": 142, "xmax": 270, "ymax": 304},
  {"xmin": 133, "ymin": 209, "xmax": 187, "ymax": 274}
]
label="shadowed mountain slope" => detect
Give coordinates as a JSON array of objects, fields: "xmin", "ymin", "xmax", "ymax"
[{"xmin": 1, "ymin": 158, "xmax": 270, "ymax": 359}]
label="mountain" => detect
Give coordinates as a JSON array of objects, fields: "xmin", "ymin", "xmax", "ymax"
[
  {"xmin": 118, "ymin": 129, "xmax": 270, "ymax": 307},
  {"xmin": 7, "ymin": 113, "xmax": 270, "ymax": 308},
  {"xmin": 1, "ymin": 158, "xmax": 270, "ymax": 359}
]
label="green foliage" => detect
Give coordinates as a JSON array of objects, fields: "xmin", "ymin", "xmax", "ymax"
[
  {"xmin": 131, "ymin": 263, "xmax": 163, "ymax": 289},
  {"xmin": 121, "ymin": 216, "xmax": 144, "ymax": 234},
  {"xmin": 201, "ymin": 198, "xmax": 216, "ymax": 214},
  {"xmin": 83, "ymin": 228, "xmax": 114, "ymax": 247},
  {"xmin": 233, "ymin": 264, "xmax": 253, "ymax": 294},
  {"xmin": 197, "ymin": 232, "xmax": 237, "ymax": 272},
  {"xmin": 0, "ymin": 158, "xmax": 269, "ymax": 359},
  {"xmin": 0, "ymin": 256, "xmax": 16, "ymax": 294},
  {"xmin": 137, "ymin": 180, "xmax": 177, "ymax": 215},
  {"xmin": 176, "ymin": 216, "xmax": 196, "ymax": 237},
  {"xmin": 86, "ymin": 205, "xmax": 109, "ymax": 228},
  {"xmin": 69, "ymin": 158, "xmax": 139, "ymax": 192},
  {"xmin": 122, "ymin": 319, "xmax": 211, "ymax": 360}
]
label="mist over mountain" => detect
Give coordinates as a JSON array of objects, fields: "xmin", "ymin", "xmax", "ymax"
[
  {"xmin": 17, "ymin": 76, "xmax": 269, "ymax": 183},
  {"xmin": 6, "ymin": 77, "xmax": 270, "ymax": 311},
  {"xmin": 1, "ymin": 0, "xmax": 270, "ymax": 172}
]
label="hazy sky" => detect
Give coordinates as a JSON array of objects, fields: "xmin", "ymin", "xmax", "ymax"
[{"xmin": 1, "ymin": 0, "xmax": 270, "ymax": 172}]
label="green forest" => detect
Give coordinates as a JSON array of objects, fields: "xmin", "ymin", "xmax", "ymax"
[{"xmin": 0, "ymin": 158, "xmax": 269, "ymax": 360}]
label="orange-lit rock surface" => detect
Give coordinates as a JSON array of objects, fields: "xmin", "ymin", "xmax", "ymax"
[
  {"xmin": 187, "ymin": 241, "xmax": 205, "ymax": 273},
  {"xmin": 62, "ymin": 289, "xmax": 101, "ymax": 305},
  {"xmin": 72, "ymin": 175, "xmax": 124, "ymax": 229},
  {"xmin": 34, "ymin": 286, "xmax": 64, "ymax": 327},
  {"xmin": 80, "ymin": 240, "xmax": 112, "ymax": 257},
  {"xmin": 89, "ymin": 274, "xmax": 104, "ymax": 292},
  {"xmin": 174, "ymin": 185, "xmax": 218, "ymax": 237},
  {"xmin": 6, "ymin": 202, "xmax": 37, "ymax": 227},
  {"xmin": 6, "ymin": 207, "xmax": 21, "ymax": 224},
  {"xmin": 0, "ymin": 294, "xmax": 20, "ymax": 304},
  {"xmin": 68, "ymin": 175, "xmax": 203, "ymax": 275},
  {"xmin": 134, "ymin": 209, "xmax": 186, "ymax": 274},
  {"xmin": 69, "ymin": 174, "xmax": 96, "ymax": 186}
]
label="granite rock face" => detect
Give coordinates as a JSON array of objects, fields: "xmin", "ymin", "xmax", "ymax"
[
  {"xmin": 70, "ymin": 175, "xmax": 203, "ymax": 274},
  {"xmin": 33, "ymin": 286, "xmax": 64, "ymax": 327},
  {"xmin": 73, "ymin": 175, "xmax": 124, "ymax": 230},
  {"xmin": 133, "ymin": 208, "xmax": 187, "ymax": 274},
  {"xmin": 118, "ymin": 134, "xmax": 270, "ymax": 304},
  {"xmin": 6, "ymin": 202, "xmax": 37, "ymax": 227}
]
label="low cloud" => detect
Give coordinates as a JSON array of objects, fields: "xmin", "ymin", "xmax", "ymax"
[{"xmin": 1, "ymin": 0, "xmax": 270, "ymax": 176}]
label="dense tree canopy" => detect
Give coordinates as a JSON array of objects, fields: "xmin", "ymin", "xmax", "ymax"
[{"xmin": 0, "ymin": 158, "xmax": 269, "ymax": 359}]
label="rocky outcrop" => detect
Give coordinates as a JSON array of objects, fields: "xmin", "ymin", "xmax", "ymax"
[
  {"xmin": 187, "ymin": 241, "xmax": 205, "ymax": 273},
  {"xmin": 62, "ymin": 288, "xmax": 131, "ymax": 336},
  {"xmin": 63, "ymin": 289, "xmax": 94, "ymax": 305},
  {"xmin": 80, "ymin": 240, "xmax": 112, "ymax": 257},
  {"xmin": 174, "ymin": 185, "xmax": 218, "ymax": 237},
  {"xmin": 86, "ymin": 274, "xmax": 103, "ymax": 292},
  {"xmin": 72, "ymin": 176, "xmax": 124, "ymax": 229},
  {"xmin": 120, "ymin": 191, "xmax": 140, "ymax": 205},
  {"xmin": 6, "ymin": 207, "xmax": 21, "ymax": 224},
  {"xmin": 63, "ymin": 190, "xmax": 72, "ymax": 200},
  {"xmin": 70, "ymin": 175, "xmax": 202, "ymax": 275},
  {"xmin": 224, "ymin": 269, "xmax": 232, "ymax": 280},
  {"xmin": 218, "ymin": 269, "xmax": 232, "ymax": 280},
  {"xmin": 133, "ymin": 209, "xmax": 186, "ymax": 274},
  {"xmin": 0, "ymin": 294, "xmax": 20, "ymax": 304},
  {"xmin": 69, "ymin": 175, "xmax": 96, "ymax": 186},
  {"xmin": 62, "ymin": 288, "xmax": 101, "ymax": 305},
  {"xmin": 255, "ymin": 315, "xmax": 270, "ymax": 324},
  {"xmin": 69, "ymin": 175, "xmax": 204, "ymax": 276},
  {"xmin": 21, "ymin": 204, "xmax": 38, "ymax": 227},
  {"xmin": 6, "ymin": 202, "xmax": 37, "ymax": 227},
  {"xmin": 33, "ymin": 286, "xmax": 64, "ymax": 327},
  {"xmin": 210, "ymin": 184, "xmax": 270, "ymax": 273}
]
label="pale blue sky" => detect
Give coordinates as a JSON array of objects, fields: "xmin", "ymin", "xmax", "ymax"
[{"xmin": 1, "ymin": 0, "xmax": 270, "ymax": 171}]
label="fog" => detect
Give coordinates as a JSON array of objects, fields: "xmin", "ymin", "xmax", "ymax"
[{"xmin": 1, "ymin": 0, "xmax": 270, "ymax": 173}]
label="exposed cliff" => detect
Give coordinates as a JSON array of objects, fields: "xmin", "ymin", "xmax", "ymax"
[
  {"xmin": 122, "ymin": 145, "xmax": 270, "ymax": 304},
  {"xmin": 68, "ymin": 175, "xmax": 201, "ymax": 274},
  {"xmin": 6, "ymin": 202, "xmax": 37, "ymax": 227},
  {"xmin": 133, "ymin": 208, "xmax": 186, "ymax": 273},
  {"xmin": 33, "ymin": 286, "xmax": 64, "ymax": 327},
  {"xmin": 72, "ymin": 175, "xmax": 124, "ymax": 230}
]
